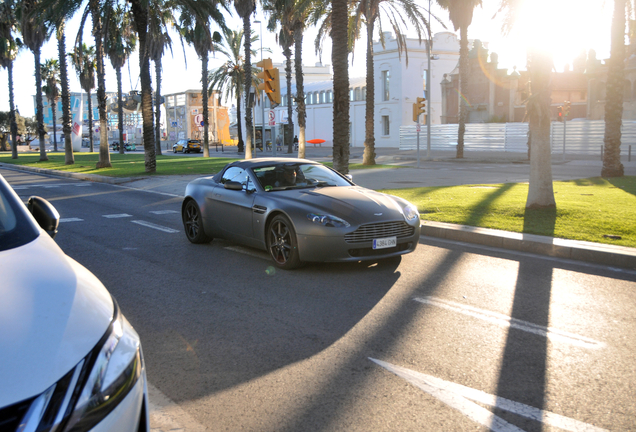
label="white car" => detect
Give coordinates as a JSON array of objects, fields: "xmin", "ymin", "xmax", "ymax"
[{"xmin": 0, "ymin": 174, "xmax": 149, "ymax": 431}]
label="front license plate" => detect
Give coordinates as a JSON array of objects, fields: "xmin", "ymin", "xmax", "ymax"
[{"xmin": 373, "ymin": 236, "xmax": 397, "ymax": 250}]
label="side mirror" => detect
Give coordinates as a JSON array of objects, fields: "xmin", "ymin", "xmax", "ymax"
[
  {"xmin": 345, "ymin": 174, "xmax": 353, "ymax": 181},
  {"xmin": 27, "ymin": 196, "xmax": 59, "ymax": 238},
  {"xmin": 224, "ymin": 181, "xmax": 243, "ymax": 191}
]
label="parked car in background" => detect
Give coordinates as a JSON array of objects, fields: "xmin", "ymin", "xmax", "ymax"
[
  {"xmin": 0, "ymin": 174, "xmax": 149, "ymax": 432},
  {"xmin": 173, "ymin": 139, "xmax": 201, "ymax": 153}
]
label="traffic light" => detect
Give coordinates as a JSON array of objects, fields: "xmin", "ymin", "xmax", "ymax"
[
  {"xmin": 557, "ymin": 106, "xmax": 563, "ymax": 122},
  {"xmin": 256, "ymin": 58, "xmax": 281, "ymax": 105},
  {"xmin": 412, "ymin": 97, "xmax": 426, "ymax": 122},
  {"xmin": 563, "ymin": 101, "xmax": 571, "ymax": 117}
]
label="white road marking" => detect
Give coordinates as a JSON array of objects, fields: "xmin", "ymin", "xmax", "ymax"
[
  {"xmin": 10, "ymin": 182, "xmax": 90, "ymax": 189},
  {"xmin": 147, "ymin": 382, "xmax": 207, "ymax": 432},
  {"xmin": 103, "ymin": 214, "xmax": 132, "ymax": 218},
  {"xmin": 149, "ymin": 210, "xmax": 179, "ymax": 215},
  {"xmin": 59, "ymin": 218, "xmax": 83, "ymax": 223},
  {"xmin": 131, "ymin": 220, "xmax": 179, "ymax": 233},
  {"xmin": 413, "ymin": 296, "xmax": 605, "ymax": 349},
  {"xmin": 370, "ymin": 358, "xmax": 608, "ymax": 432}
]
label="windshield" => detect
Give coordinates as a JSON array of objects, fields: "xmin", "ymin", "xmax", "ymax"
[
  {"xmin": 253, "ymin": 163, "xmax": 352, "ymax": 191},
  {"xmin": 0, "ymin": 174, "xmax": 39, "ymax": 252}
]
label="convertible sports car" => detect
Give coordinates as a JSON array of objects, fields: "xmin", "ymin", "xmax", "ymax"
[{"xmin": 181, "ymin": 158, "xmax": 421, "ymax": 269}]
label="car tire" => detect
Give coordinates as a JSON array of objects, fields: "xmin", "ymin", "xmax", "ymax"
[
  {"xmin": 267, "ymin": 214, "xmax": 302, "ymax": 270},
  {"xmin": 183, "ymin": 200, "xmax": 212, "ymax": 244},
  {"xmin": 173, "ymin": 148, "xmax": 177, "ymax": 153}
]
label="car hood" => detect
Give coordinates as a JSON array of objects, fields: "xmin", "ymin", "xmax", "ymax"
[
  {"xmin": 290, "ymin": 186, "xmax": 405, "ymax": 223},
  {"xmin": 0, "ymin": 233, "xmax": 114, "ymax": 407}
]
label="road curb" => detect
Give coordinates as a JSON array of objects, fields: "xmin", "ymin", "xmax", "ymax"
[{"xmin": 420, "ymin": 220, "xmax": 636, "ymax": 270}]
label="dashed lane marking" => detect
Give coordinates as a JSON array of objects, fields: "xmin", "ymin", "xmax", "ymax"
[
  {"xmin": 149, "ymin": 210, "xmax": 179, "ymax": 215},
  {"xmin": 370, "ymin": 358, "xmax": 608, "ymax": 432},
  {"xmin": 59, "ymin": 218, "xmax": 84, "ymax": 223},
  {"xmin": 413, "ymin": 296, "xmax": 605, "ymax": 349},
  {"xmin": 131, "ymin": 220, "xmax": 179, "ymax": 233},
  {"xmin": 103, "ymin": 214, "xmax": 133, "ymax": 218}
]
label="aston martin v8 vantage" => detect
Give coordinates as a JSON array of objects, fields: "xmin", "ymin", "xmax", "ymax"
[{"xmin": 181, "ymin": 158, "xmax": 420, "ymax": 269}]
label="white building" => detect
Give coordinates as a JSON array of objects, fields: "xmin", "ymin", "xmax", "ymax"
[{"xmin": 248, "ymin": 31, "xmax": 460, "ymax": 148}]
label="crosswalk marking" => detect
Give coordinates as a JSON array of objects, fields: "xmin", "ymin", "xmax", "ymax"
[
  {"xmin": 103, "ymin": 214, "xmax": 132, "ymax": 219},
  {"xmin": 131, "ymin": 220, "xmax": 179, "ymax": 233}
]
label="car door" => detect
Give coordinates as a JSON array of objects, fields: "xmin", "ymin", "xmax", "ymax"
[{"xmin": 212, "ymin": 166, "xmax": 257, "ymax": 241}]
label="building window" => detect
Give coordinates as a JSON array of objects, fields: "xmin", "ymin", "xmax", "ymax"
[
  {"xmin": 382, "ymin": 70, "xmax": 390, "ymax": 101},
  {"xmin": 354, "ymin": 87, "xmax": 361, "ymax": 101},
  {"xmin": 320, "ymin": 91, "xmax": 325, "ymax": 103},
  {"xmin": 362, "ymin": 87, "xmax": 366, "ymax": 101},
  {"xmin": 350, "ymin": 89, "xmax": 355, "ymax": 101},
  {"xmin": 382, "ymin": 115, "xmax": 390, "ymax": 136},
  {"xmin": 314, "ymin": 92, "xmax": 319, "ymax": 104}
]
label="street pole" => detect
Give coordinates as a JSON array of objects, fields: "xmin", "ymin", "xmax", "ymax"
[
  {"xmin": 417, "ymin": 121, "xmax": 421, "ymax": 168},
  {"xmin": 255, "ymin": 20, "xmax": 268, "ymax": 157}
]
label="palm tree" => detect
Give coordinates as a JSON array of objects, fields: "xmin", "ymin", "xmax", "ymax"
[
  {"xmin": 208, "ymin": 28, "xmax": 260, "ymax": 153},
  {"xmin": 147, "ymin": 1, "xmax": 175, "ymax": 156},
  {"xmin": 497, "ymin": 0, "xmax": 554, "ymax": 209},
  {"xmin": 69, "ymin": 44, "xmax": 96, "ymax": 152},
  {"xmin": 128, "ymin": 0, "xmax": 157, "ymax": 173},
  {"xmin": 263, "ymin": 1, "xmax": 294, "ymax": 154},
  {"xmin": 41, "ymin": 0, "xmax": 82, "ymax": 165},
  {"xmin": 0, "ymin": 0, "xmax": 21, "ymax": 160},
  {"xmin": 19, "ymin": 0, "xmax": 53, "ymax": 162},
  {"xmin": 104, "ymin": 4, "xmax": 137, "ymax": 155},
  {"xmin": 176, "ymin": 1, "xmax": 227, "ymax": 158},
  {"xmin": 41, "ymin": 58, "xmax": 60, "ymax": 151},
  {"xmin": 351, "ymin": 0, "xmax": 428, "ymax": 165},
  {"xmin": 438, "ymin": 0, "xmax": 482, "ymax": 159},
  {"xmin": 602, "ymin": 0, "xmax": 627, "ymax": 178},
  {"xmin": 234, "ymin": 0, "xmax": 257, "ymax": 159},
  {"xmin": 331, "ymin": 0, "xmax": 351, "ymax": 174}
]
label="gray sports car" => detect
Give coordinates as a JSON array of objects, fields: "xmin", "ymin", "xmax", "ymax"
[{"xmin": 181, "ymin": 158, "xmax": 420, "ymax": 269}]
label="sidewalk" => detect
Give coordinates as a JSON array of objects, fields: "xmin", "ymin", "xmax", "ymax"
[{"xmin": 3, "ymin": 146, "xmax": 635, "ymax": 270}]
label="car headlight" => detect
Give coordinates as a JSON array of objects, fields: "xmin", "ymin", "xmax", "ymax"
[
  {"xmin": 403, "ymin": 204, "xmax": 419, "ymax": 221},
  {"xmin": 17, "ymin": 299, "xmax": 143, "ymax": 432},
  {"xmin": 307, "ymin": 213, "xmax": 350, "ymax": 228}
]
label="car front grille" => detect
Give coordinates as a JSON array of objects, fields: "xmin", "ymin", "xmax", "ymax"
[{"xmin": 344, "ymin": 221, "xmax": 415, "ymax": 244}]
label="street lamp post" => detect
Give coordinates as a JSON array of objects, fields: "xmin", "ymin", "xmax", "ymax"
[{"xmin": 426, "ymin": 0, "xmax": 431, "ymax": 160}]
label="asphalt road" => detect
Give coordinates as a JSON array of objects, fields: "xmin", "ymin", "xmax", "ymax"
[{"xmin": 4, "ymin": 167, "xmax": 636, "ymax": 432}]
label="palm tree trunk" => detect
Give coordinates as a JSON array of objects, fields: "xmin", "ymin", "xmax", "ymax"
[
  {"xmin": 87, "ymin": 90, "xmax": 94, "ymax": 152},
  {"xmin": 331, "ymin": 0, "xmax": 350, "ymax": 174},
  {"xmin": 91, "ymin": 1, "xmax": 111, "ymax": 169},
  {"xmin": 155, "ymin": 58, "xmax": 163, "ymax": 156},
  {"xmin": 131, "ymin": 0, "xmax": 157, "ymax": 173},
  {"xmin": 456, "ymin": 25, "xmax": 469, "ymax": 159},
  {"xmin": 525, "ymin": 50, "xmax": 555, "ymax": 209},
  {"xmin": 236, "ymin": 86, "xmax": 244, "ymax": 152},
  {"xmin": 52, "ymin": 102, "xmax": 57, "ymax": 151},
  {"xmin": 294, "ymin": 27, "xmax": 306, "ymax": 158},
  {"xmin": 202, "ymin": 53, "xmax": 210, "ymax": 157},
  {"xmin": 34, "ymin": 50, "xmax": 48, "ymax": 162},
  {"xmin": 243, "ymin": 17, "xmax": 253, "ymax": 160},
  {"xmin": 363, "ymin": 17, "xmax": 376, "ymax": 165},
  {"xmin": 58, "ymin": 25, "xmax": 74, "ymax": 165},
  {"xmin": 602, "ymin": 0, "xmax": 626, "ymax": 178},
  {"xmin": 285, "ymin": 47, "xmax": 294, "ymax": 153},
  {"xmin": 9, "ymin": 62, "xmax": 18, "ymax": 160},
  {"xmin": 117, "ymin": 68, "xmax": 125, "ymax": 154}
]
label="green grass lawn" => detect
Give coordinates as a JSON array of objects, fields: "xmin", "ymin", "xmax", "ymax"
[
  {"xmin": 383, "ymin": 177, "xmax": 636, "ymax": 248},
  {"xmin": 2, "ymin": 152, "xmax": 634, "ymax": 248},
  {"xmin": 0, "ymin": 152, "xmax": 240, "ymax": 177}
]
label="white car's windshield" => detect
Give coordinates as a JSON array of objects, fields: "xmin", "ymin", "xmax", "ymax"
[{"xmin": 253, "ymin": 163, "xmax": 352, "ymax": 191}]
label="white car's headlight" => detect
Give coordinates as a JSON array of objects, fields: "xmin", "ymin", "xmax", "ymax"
[
  {"xmin": 307, "ymin": 213, "xmax": 350, "ymax": 228},
  {"xmin": 403, "ymin": 204, "xmax": 419, "ymax": 221},
  {"xmin": 17, "ymin": 300, "xmax": 143, "ymax": 432}
]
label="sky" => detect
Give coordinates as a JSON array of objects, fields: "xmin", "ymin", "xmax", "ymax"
[{"xmin": 0, "ymin": 0, "xmax": 614, "ymax": 118}]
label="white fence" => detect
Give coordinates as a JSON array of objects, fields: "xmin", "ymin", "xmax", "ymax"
[{"xmin": 400, "ymin": 120, "xmax": 636, "ymax": 156}]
